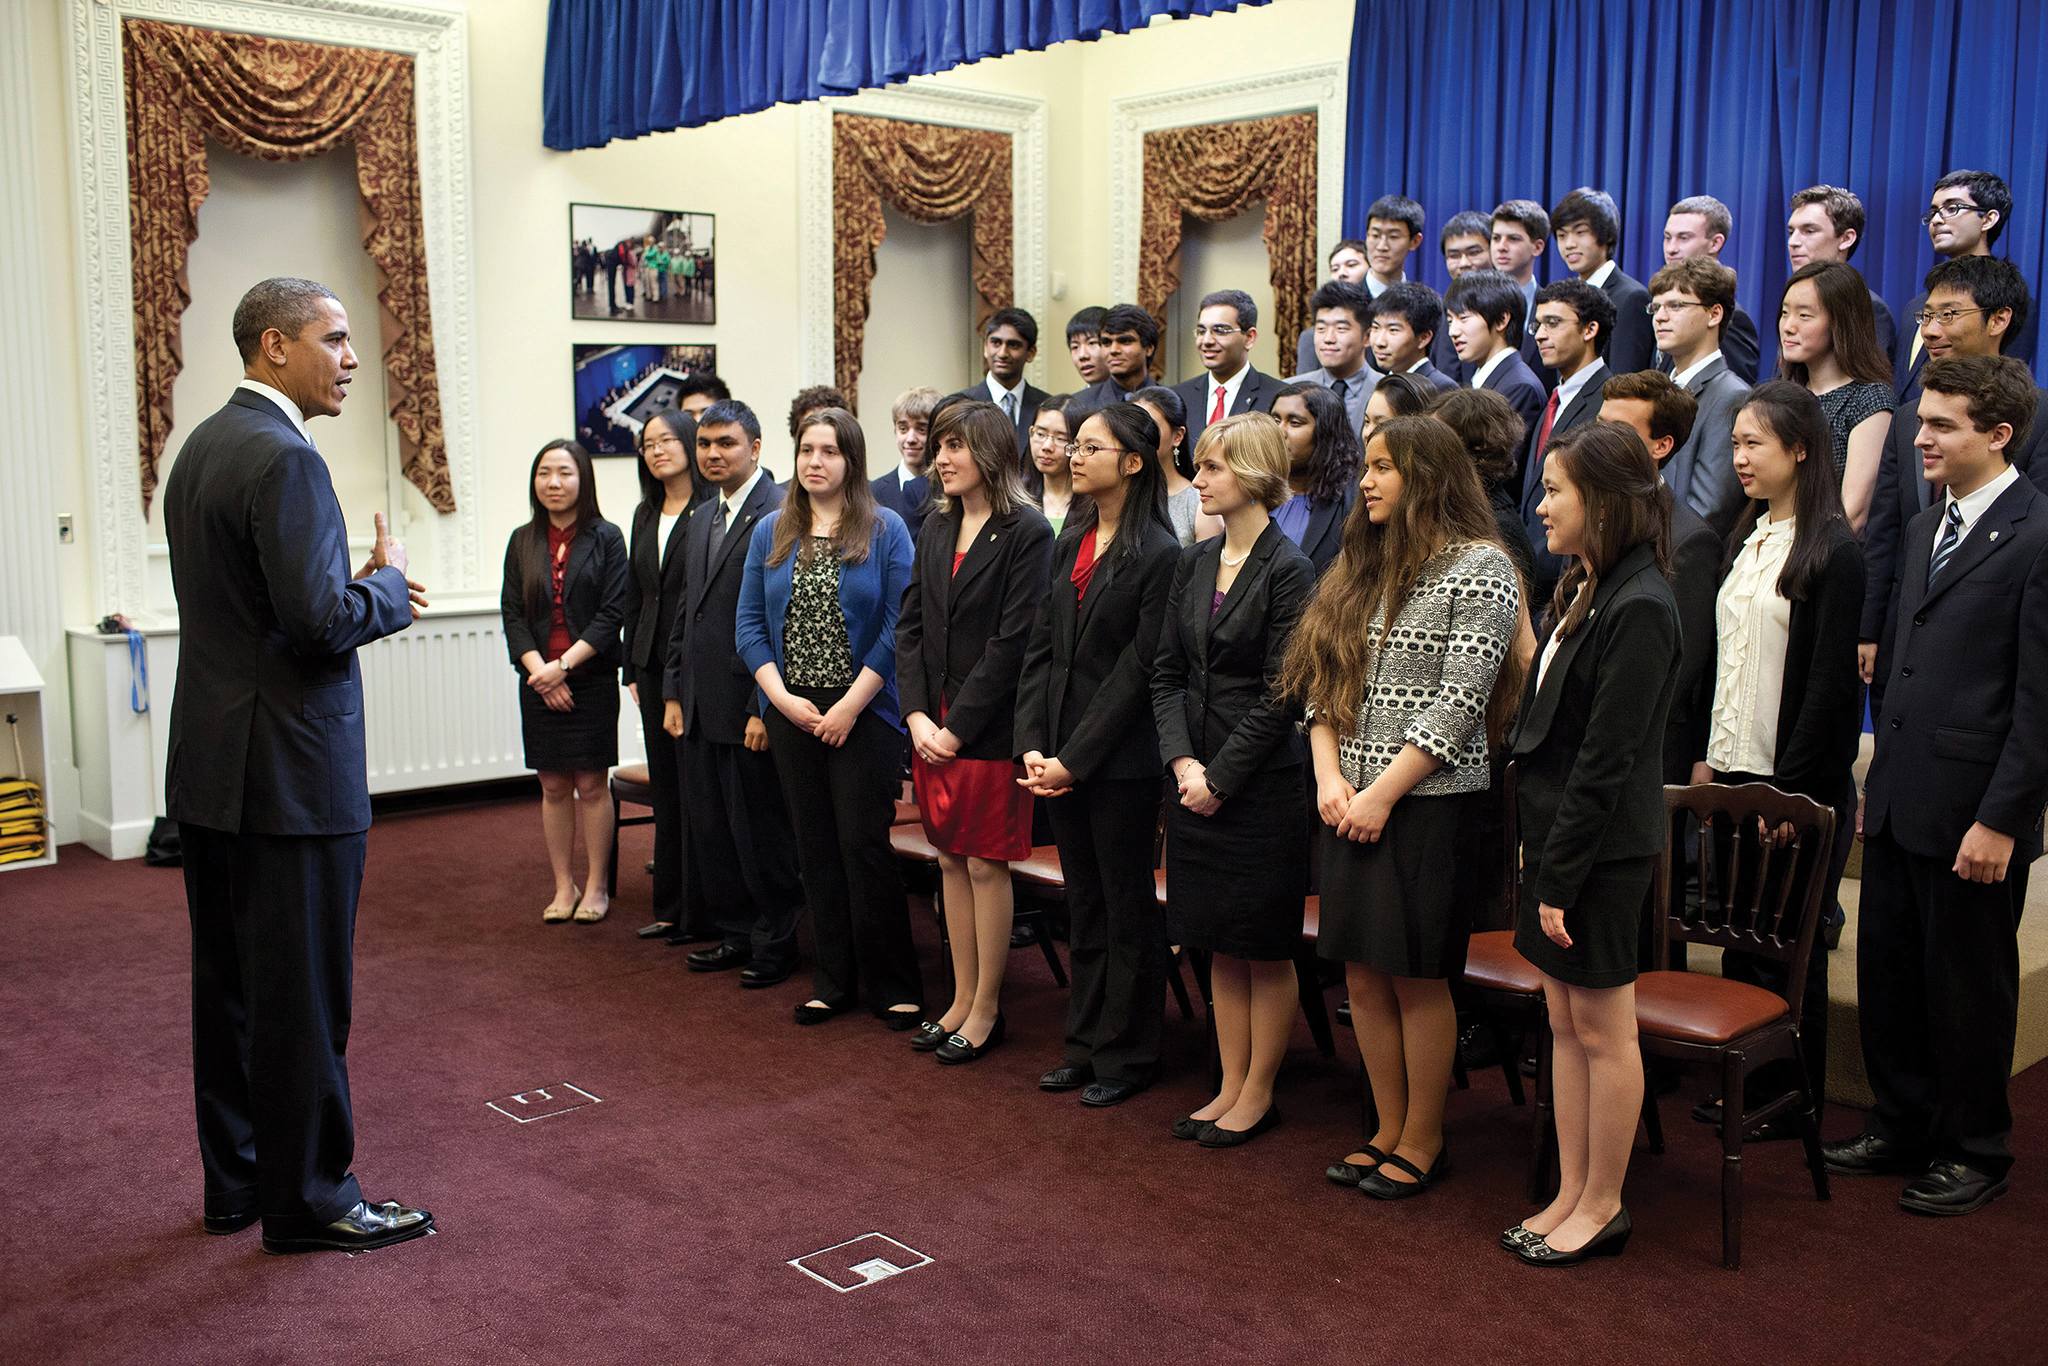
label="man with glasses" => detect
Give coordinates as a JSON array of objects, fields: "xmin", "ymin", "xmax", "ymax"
[
  {"xmin": 1646, "ymin": 255, "xmax": 1751, "ymax": 537},
  {"xmin": 1291, "ymin": 280, "xmax": 1378, "ymax": 436},
  {"xmin": 949, "ymin": 307, "xmax": 1047, "ymax": 469},
  {"xmin": 1077, "ymin": 303, "xmax": 1159, "ymax": 408},
  {"xmin": 1171, "ymin": 288, "xmax": 1283, "ymax": 446},
  {"xmin": 1898, "ymin": 171, "xmax": 2021, "ymax": 393},
  {"xmin": 1658, "ymin": 195, "xmax": 1760, "ymax": 383},
  {"xmin": 1787, "ymin": 184, "xmax": 1898, "ymax": 360}
]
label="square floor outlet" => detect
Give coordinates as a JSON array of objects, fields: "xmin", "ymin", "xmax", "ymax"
[
  {"xmin": 486, "ymin": 1083, "xmax": 601, "ymax": 1123},
  {"xmin": 788, "ymin": 1234, "xmax": 933, "ymax": 1292}
]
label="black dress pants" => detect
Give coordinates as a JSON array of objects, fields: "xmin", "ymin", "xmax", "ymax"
[
  {"xmin": 683, "ymin": 725, "xmax": 804, "ymax": 970},
  {"xmin": 1857, "ymin": 822, "xmax": 2028, "ymax": 1179},
  {"xmin": 765, "ymin": 687, "xmax": 921, "ymax": 1012},
  {"xmin": 183, "ymin": 823, "xmax": 367, "ymax": 1226},
  {"xmin": 633, "ymin": 669, "xmax": 710, "ymax": 934},
  {"xmin": 1049, "ymin": 777, "xmax": 1170, "ymax": 1084}
]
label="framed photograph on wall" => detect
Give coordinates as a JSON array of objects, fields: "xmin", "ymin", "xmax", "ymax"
[
  {"xmin": 570, "ymin": 202, "xmax": 715, "ymax": 323},
  {"xmin": 573, "ymin": 343, "xmax": 719, "ymax": 455}
]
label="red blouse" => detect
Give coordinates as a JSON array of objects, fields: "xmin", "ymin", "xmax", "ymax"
[
  {"xmin": 545, "ymin": 523, "xmax": 575, "ymax": 661},
  {"xmin": 1070, "ymin": 527, "xmax": 1100, "ymax": 600}
]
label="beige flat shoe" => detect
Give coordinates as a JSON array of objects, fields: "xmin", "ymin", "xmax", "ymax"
[
  {"xmin": 573, "ymin": 895, "xmax": 608, "ymax": 923},
  {"xmin": 544, "ymin": 886, "xmax": 580, "ymax": 923}
]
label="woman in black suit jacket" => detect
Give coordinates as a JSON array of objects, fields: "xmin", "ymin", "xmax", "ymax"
[
  {"xmin": 500, "ymin": 439, "xmax": 629, "ymax": 924},
  {"xmin": 1018, "ymin": 403, "xmax": 1181, "ymax": 1107},
  {"xmin": 1690, "ymin": 383, "xmax": 1866, "ymax": 1121},
  {"xmin": 897, "ymin": 400, "xmax": 1055, "ymax": 1063},
  {"xmin": 621, "ymin": 410, "xmax": 712, "ymax": 941},
  {"xmin": 1505, "ymin": 421, "xmax": 1680, "ymax": 1266},
  {"xmin": 1268, "ymin": 381, "xmax": 1361, "ymax": 579},
  {"xmin": 1152, "ymin": 411, "xmax": 1316, "ymax": 1147}
]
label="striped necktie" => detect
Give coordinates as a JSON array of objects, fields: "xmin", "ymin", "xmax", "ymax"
[{"xmin": 1926, "ymin": 500, "xmax": 1964, "ymax": 589}]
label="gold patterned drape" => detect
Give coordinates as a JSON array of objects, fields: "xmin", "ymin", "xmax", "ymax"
[
  {"xmin": 1140, "ymin": 113, "xmax": 1318, "ymax": 379},
  {"xmin": 833, "ymin": 113, "xmax": 1014, "ymax": 406},
  {"xmin": 123, "ymin": 18, "xmax": 453, "ymax": 512}
]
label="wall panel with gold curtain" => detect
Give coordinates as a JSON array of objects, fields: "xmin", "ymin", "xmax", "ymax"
[
  {"xmin": 122, "ymin": 17, "xmax": 452, "ymax": 512},
  {"xmin": 832, "ymin": 113, "xmax": 1013, "ymax": 407},
  {"xmin": 1139, "ymin": 113, "xmax": 1317, "ymax": 379}
]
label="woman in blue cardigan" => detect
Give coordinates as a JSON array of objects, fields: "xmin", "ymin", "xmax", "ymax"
[{"xmin": 737, "ymin": 408, "xmax": 921, "ymax": 1030}]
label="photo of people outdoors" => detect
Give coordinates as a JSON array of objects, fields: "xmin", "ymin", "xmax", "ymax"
[{"xmin": 569, "ymin": 203, "xmax": 715, "ymax": 322}]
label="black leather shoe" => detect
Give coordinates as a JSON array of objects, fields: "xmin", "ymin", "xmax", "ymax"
[
  {"xmin": 1823, "ymin": 1132, "xmax": 1930, "ymax": 1177},
  {"xmin": 1517, "ymin": 1207, "xmax": 1630, "ymax": 1266},
  {"xmin": 203, "ymin": 1210, "xmax": 259, "ymax": 1235},
  {"xmin": 1325, "ymin": 1144, "xmax": 1387, "ymax": 1187},
  {"xmin": 1009, "ymin": 923, "xmax": 1036, "ymax": 948},
  {"xmin": 1080, "ymin": 1077, "xmax": 1148, "ymax": 1107},
  {"xmin": 636, "ymin": 921, "xmax": 675, "ymax": 940},
  {"xmin": 935, "ymin": 1014, "xmax": 1006, "ymax": 1064},
  {"xmin": 1899, "ymin": 1160, "xmax": 2009, "ymax": 1217},
  {"xmin": 909, "ymin": 1020, "xmax": 949, "ymax": 1052},
  {"xmin": 739, "ymin": 961, "xmax": 794, "ymax": 989},
  {"xmin": 1039, "ymin": 1063, "xmax": 1094, "ymax": 1092},
  {"xmin": 1171, "ymin": 1115, "xmax": 1211, "ymax": 1141},
  {"xmin": 261, "ymin": 1198, "xmax": 434, "ymax": 1255},
  {"xmin": 664, "ymin": 928, "xmax": 720, "ymax": 947},
  {"xmin": 687, "ymin": 943, "xmax": 751, "ymax": 973},
  {"xmin": 1691, "ymin": 1097, "xmax": 1723, "ymax": 1125},
  {"xmin": 1198, "ymin": 1105, "xmax": 1280, "ymax": 1147},
  {"xmin": 794, "ymin": 1001, "xmax": 848, "ymax": 1025},
  {"xmin": 1500, "ymin": 1223, "xmax": 1543, "ymax": 1253},
  {"xmin": 1360, "ymin": 1147, "xmax": 1450, "ymax": 1199},
  {"xmin": 882, "ymin": 1008, "xmax": 924, "ymax": 1032}
]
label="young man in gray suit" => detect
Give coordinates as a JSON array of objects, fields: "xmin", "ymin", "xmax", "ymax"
[
  {"xmin": 1648, "ymin": 255, "xmax": 1752, "ymax": 538},
  {"xmin": 1290, "ymin": 279, "xmax": 1379, "ymax": 435}
]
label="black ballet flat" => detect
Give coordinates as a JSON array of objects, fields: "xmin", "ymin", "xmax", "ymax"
[
  {"xmin": 1198, "ymin": 1106, "xmax": 1281, "ymax": 1148},
  {"xmin": 909, "ymin": 1020, "xmax": 950, "ymax": 1052},
  {"xmin": 882, "ymin": 1008, "xmax": 924, "ymax": 1032},
  {"xmin": 935, "ymin": 1014, "xmax": 1006, "ymax": 1065},
  {"xmin": 1171, "ymin": 1115, "xmax": 1211, "ymax": 1141},
  {"xmin": 1359, "ymin": 1147, "xmax": 1451, "ymax": 1200},
  {"xmin": 1325, "ymin": 1144, "xmax": 1388, "ymax": 1187},
  {"xmin": 794, "ymin": 1001, "xmax": 849, "ymax": 1026},
  {"xmin": 1517, "ymin": 1208, "xmax": 1632, "ymax": 1266}
]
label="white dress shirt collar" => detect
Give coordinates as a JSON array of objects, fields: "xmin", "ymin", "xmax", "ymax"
[
  {"xmin": 1586, "ymin": 259, "xmax": 1618, "ymax": 290},
  {"xmin": 1365, "ymin": 270, "xmax": 1405, "ymax": 299},
  {"xmin": 1949, "ymin": 463, "xmax": 2020, "ymax": 541},
  {"xmin": 1671, "ymin": 350, "xmax": 1724, "ymax": 390},
  {"xmin": 1469, "ymin": 346, "xmax": 1515, "ymax": 391},
  {"xmin": 1552, "ymin": 358, "xmax": 1607, "ymax": 413},
  {"xmin": 235, "ymin": 379, "xmax": 311, "ymax": 445},
  {"xmin": 985, "ymin": 372, "xmax": 1025, "ymax": 409},
  {"xmin": 898, "ymin": 463, "xmax": 926, "ymax": 491},
  {"xmin": 719, "ymin": 466, "xmax": 767, "ymax": 523},
  {"xmin": 1207, "ymin": 364, "xmax": 1250, "ymax": 419}
]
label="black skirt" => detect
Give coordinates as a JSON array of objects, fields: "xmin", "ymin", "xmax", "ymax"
[
  {"xmin": 1511, "ymin": 850, "xmax": 1657, "ymax": 989},
  {"xmin": 519, "ymin": 666, "xmax": 620, "ymax": 772},
  {"xmin": 1315, "ymin": 790, "xmax": 1475, "ymax": 979},
  {"xmin": 1165, "ymin": 764, "xmax": 1308, "ymax": 961}
]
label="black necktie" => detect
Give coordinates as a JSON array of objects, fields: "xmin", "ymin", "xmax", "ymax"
[
  {"xmin": 708, "ymin": 501, "xmax": 730, "ymax": 569},
  {"xmin": 1926, "ymin": 500, "xmax": 1964, "ymax": 589}
]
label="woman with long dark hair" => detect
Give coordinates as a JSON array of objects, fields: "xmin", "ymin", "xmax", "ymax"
[
  {"xmin": 1777, "ymin": 260, "xmax": 1895, "ymax": 531},
  {"xmin": 737, "ymin": 409, "xmax": 922, "ymax": 1029},
  {"xmin": 1504, "ymin": 420, "xmax": 1680, "ymax": 1265},
  {"xmin": 1281, "ymin": 415, "xmax": 1523, "ymax": 1197},
  {"xmin": 1028, "ymin": 394, "xmax": 1079, "ymax": 533},
  {"xmin": 500, "ymin": 438, "xmax": 629, "ymax": 923},
  {"xmin": 897, "ymin": 401, "xmax": 1056, "ymax": 1063},
  {"xmin": 1132, "ymin": 385, "xmax": 1208, "ymax": 545},
  {"xmin": 1018, "ymin": 401, "xmax": 1182, "ymax": 1106},
  {"xmin": 1269, "ymin": 380, "xmax": 1362, "ymax": 577},
  {"xmin": 1359, "ymin": 371, "xmax": 1436, "ymax": 445}
]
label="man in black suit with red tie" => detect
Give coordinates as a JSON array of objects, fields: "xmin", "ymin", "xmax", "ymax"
[
  {"xmin": 164, "ymin": 278, "xmax": 433, "ymax": 1255},
  {"xmin": 949, "ymin": 308, "xmax": 1047, "ymax": 470},
  {"xmin": 1171, "ymin": 289, "xmax": 1284, "ymax": 447},
  {"xmin": 1826, "ymin": 355, "xmax": 2048, "ymax": 1216}
]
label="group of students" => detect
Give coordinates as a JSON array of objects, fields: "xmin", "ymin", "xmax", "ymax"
[{"xmin": 499, "ymin": 163, "xmax": 2048, "ymax": 1264}]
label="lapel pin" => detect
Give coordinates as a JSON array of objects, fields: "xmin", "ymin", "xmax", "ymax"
[{"xmin": 1989, "ymin": 531, "xmax": 1999, "ymax": 541}]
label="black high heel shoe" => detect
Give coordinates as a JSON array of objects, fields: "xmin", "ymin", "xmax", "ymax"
[
  {"xmin": 1516, "ymin": 1207, "xmax": 1632, "ymax": 1266},
  {"xmin": 909, "ymin": 1020, "xmax": 950, "ymax": 1052},
  {"xmin": 935, "ymin": 1013, "xmax": 1006, "ymax": 1064},
  {"xmin": 1325, "ymin": 1144, "xmax": 1388, "ymax": 1187}
]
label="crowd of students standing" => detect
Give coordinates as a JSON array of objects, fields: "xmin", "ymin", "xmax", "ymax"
[{"xmin": 503, "ymin": 167, "xmax": 2048, "ymax": 1264}]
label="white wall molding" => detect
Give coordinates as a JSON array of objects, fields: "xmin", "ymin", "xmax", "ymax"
[
  {"xmin": 1107, "ymin": 62, "xmax": 1346, "ymax": 311},
  {"xmin": 797, "ymin": 81, "xmax": 1051, "ymax": 393},
  {"xmin": 64, "ymin": 0, "xmax": 486, "ymax": 618}
]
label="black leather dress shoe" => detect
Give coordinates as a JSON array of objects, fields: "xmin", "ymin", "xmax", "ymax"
[
  {"xmin": 1009, "ymin": 923, "xmax": 1036, "ymax": 948},
  {"xmin": 794, "ymin": 1001, "xmax": 848, "ymax": 1025},
  {"xmin": 1336, "ymin": 999, "xmax": 1352, "ymax": 1027},
  {"xmin": 935, "ymin": 1014, "xmax": 1005, "ymax": 1064},
  {"xmin": 686, "ymin": 943, "xmax": 751, "ymax": 973},
  {"xmin": 203, "ymin": 1210, "xmax": 259, "ymax": 1235},
  {"xmin": 1080, "ymin": 1077, "xmax": 1148, "ymax": 1107},
  {"xmin": 1039, "ymin": 1063, "xmax": 1094, "ymax": 1092},
  {"xmin": 665, "ymin": 928, "xmax": 721, "ymax": 947},
  {"xmin": 1899, "ymin": 1160, "xmax": 2009, "ymax": 1217},
  {"xmin": 1517, "ymin": 1207, "xmax": 1630, "ymax": 1266},
  {"xmin": 1198, "ymin": 1105, "xmax": 1280, "ymax": 1148},
  {"xmin": 1360, "ymin": 1147, "xmax": 1451, "ymax": 1200},
  {"xmin": 1325, "ymin": 1145, "xmax": 1387, "ymax": 1187},
  {"xmin": 882, "ymin": 1008, "xmax": 924, "ymax": 1032},
  {"xmin": 1822, "ymin": 1132, "xmax": 1929, "ymax": 1177},
  {"xmin": 739, "ymin": 961, "xmax": 794, "ymax": 989},
  {"xmin": 909, "ymin": 1020, "xmax": 949, "ymax": 1052},
  {"xmin": 261, "ymin": 1199, "xmax": 434, "ymax": 1255}
]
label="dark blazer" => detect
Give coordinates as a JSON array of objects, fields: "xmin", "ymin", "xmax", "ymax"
[
  {"xmin": 1598, "ymin": 267, "xmax": 1656, "ymax": 376},
  {"xmin": 1865, "ymin": 475, "xmax": 2048, "ymax": 862},
  {"xmin": 1291, "ymin": 484, "xmax": 1358, "ymax": 581},
  {"xmin": 1075, "ymin": 376, "xmax": 1147, "ymax": 412},
  {"xmin": 501, "ymin": 518, "xmax": 628, "ymax": 674},
  {"xmin": 1173, "ymin": 364, "xmax": 1286, "ymax": 446},
  {"xmin": 1517, "ymin": 362, "xmax": 1606, "ymax": 599},
  {"xmin": 1151, "ymin": 523, "xmax": 1314, "ymax": 795},
  {"xmin": 1015, "ymin": 518, "xmax": 1181, "ymax": 781},
  {"xmin": 1662, "ymin": 497, "xmax": 1723, "ymax": 784},
  {"xmin": 1410, "ymin": 358, "xmax": 1460, "ymax": 393},
  {"xmin": 1509, "ymin": 543, "xmax": 1682, "ymax": 908},
  {"xmin": 896, "ymin": 503, "xmax": 1056, "ymax": 761},
  {"xmin": 870, "ymin": 467, "xmax": 933, "ymax": 540},
  {"xmin": 1479, "ymin": 348, "xmax": 1551, "ymax": 485},
  {"xmin": 662, "ymin": 474, "xmax": 782, "ymax": 745},
  {"xmin": 950, "ymin": 375, "xmax": 1049, "ymax": 466},
  {"xmin": 1872, "ymin": 291, "xmax": 1897, "ymax": 362},
  {"xmin": 622, "ymin": 500, "xmax": 697, "ymax": 682},
  {"xmin": 163, "ymin": 390, "xmax": 412, "ymax": 836}
]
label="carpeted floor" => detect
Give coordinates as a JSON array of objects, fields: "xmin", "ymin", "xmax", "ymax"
[{"xmin": 5, "ymin": 797, "xmax": 2046, "ymax": 1365}]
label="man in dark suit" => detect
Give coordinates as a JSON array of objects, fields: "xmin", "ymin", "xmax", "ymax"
[
  {"xmin": 164, "ymin": 278, "xmax": 432, "ymax": 1255},
  {"xmin": 1075, "ymin": 303, "xmax": 1157, "ymax": 409},
  {"xmin": 948, "ymin": 307, "xmax": 1047, "ymax": 469},
  {"xmin": 1787, "ymin": 185, "xmax": 1898, "ymax": 361},
  {"xmin": 662, "ymin": 400, "xmax": 805, "ymax": 987},
  {"xmin": 1648, "ymin": 256, "xmax": 1753, "ymax": 538},
  {"xmin": 870, "ymin": 385, "xmax": 940, "ymax": 539},
  {"xmin": 1447, "ymin": 269, "xmax": 1548, "ymax": 486},
  {"xmin": 1428, "ymin": 211, "xmax": 1496, "ymax": 385},
  {"xmin": 1826, "ymin": 355, "xmax": 2048, "ymax": 1217},
  {"xmin": 1893, "ymin": 171, "xmax": 2029, "ymax": 397},
  {"xmin": 1172, "ymin": 289, "xmax": 1284, "ymax": 446},
  {"xmin": 1657, "ymin": 196, "xmax": 1761, "ymax": 384},
  {"xmin": 1367, "ymin": 282, "xmax": 1457, "ymax": 393},
  {"xmin": 1518, "ymin": 280, "xmax": 1615, "ymax": 601},
  {"xmin": 1292, "ymin": 280, "xmax": 1380, "ymax": 434},
  {"xmin": 1550, "ymin": 188, "xmax": 1655, "ymax": 376}
]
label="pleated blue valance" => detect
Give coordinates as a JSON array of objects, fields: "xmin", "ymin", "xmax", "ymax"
[{"xmin": 543, "ymin": 0, "xmax": 1270, "ymax": 151}]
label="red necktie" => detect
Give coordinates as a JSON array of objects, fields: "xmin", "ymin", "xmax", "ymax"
[
  {"xmin": 1536, "ymin": 389, "xmax": 1562, "ymax": 454},
  {"xmin": 1210, "ymin": 382, "xmax": 1227, "ymax": 425}
]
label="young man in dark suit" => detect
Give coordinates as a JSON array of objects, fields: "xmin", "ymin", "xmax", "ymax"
[
  {"xmin": 1430, "ymin": 210, "xmax": 1495, "ymax": 383},
  {"xmin": 1294, "ymin": 238, "xmax": 1372, "ymax": 374},
  {"xmin": 1550, "ymin": 187, "xmax": 1655, "ymax": 376},
  {"xmin": 662, "ymin": 400, "xmax": 805, "ymax": 988},
  {"xmin": 1446, "ymin": 269, "xmax": 1548, "ymax": 483},
  {"xmin": 1076, "ymin": 303, "xmax": 1157, "ymax": 408},
  {"xmin": 1827, "ymin": 355, "xmax": 2048, "ymax": 1217},
  {"xmin": 1292, "ymin": 279, "xmax": 1379, "ymax": 434},
  {"xmin": 164, "ymin": 278, "xmax": 432, "ymax": 1255},
  {"xmin": 1648, "ymin": 255, "xmax": 1753, "ymax": 537},
  {"xmin": 1520, "ymin": 279, "xmax": 1617, "ymax": 599},
  {"xmin": 949, "ymin": 307, "xmax": 1046, "ymax": 466},
  {"xmin": 1066, "ymin": 306, "xmax": 1110, "ymax": 389},
  {"xmin": 1171, "ymin": 288, "xmax": 1283, "ymax": 447},
  {"xmin": 1894, "ymin": 171, "xmax": 2025, "ymax": 396},
  {"xmin": 1787, "ymin": 185, "xmax": 1898, "ymax": 360},
  {"xmin": 1367, "ymin": 281, "xmax": 1457, "ymax": 392},
  {"xmin": 870, "ymin": 384, "xmax": 940, "ymax": 538},
  {"xmin": 1659, "ymin": 195, "xmax": 1760, "ymax": 384}
]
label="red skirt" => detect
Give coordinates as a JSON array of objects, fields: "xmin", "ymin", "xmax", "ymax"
[{"xmin": 914, "ymin": 753, "xmax": 1032, "ymax": 862}]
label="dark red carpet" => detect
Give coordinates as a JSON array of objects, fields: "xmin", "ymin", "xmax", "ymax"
[{"xmin": 6, "ymin": 797, "xmax": 2046, "ymax": 1364}]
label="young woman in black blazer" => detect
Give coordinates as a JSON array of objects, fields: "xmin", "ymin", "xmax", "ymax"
[
  {"xmin": 1505, "ymin": 420, "xmax": 1681, "ymax": 1265},
  {"xmin": 897, "ymin": 400, "xmax": 1055, "ymax": 1063},
  {"xmin": 1268, "ymin": 381, "xmax": 1362, "ymax": 578},
  {"xmin": 500, "ymin": 439, "xmax": 628, "ymax": 923},
  {"xmin": 1690, "ymin": 381, "xmax": 1866, "ymax": 1120},
  {"xmin": 1017, "ymin": 402, "xmax": 1182, "ymax": 1106},
  {"xmin": 1152, "ymin": 411, "xmax": 1316, "ymax": 1147},
  {"xmin": 621, "ymin": 410, "xmax": 712, "ymax": 941}
]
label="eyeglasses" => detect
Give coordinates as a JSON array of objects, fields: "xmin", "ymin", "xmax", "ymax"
[
  {"xmin": 639, "ymin": 433, "xmax": 686, "ymax": 452},
  {"xmin": 1645, "ymin": 300, "xmax": 1706, "ymax": 317},
  {"xmin": 1914, "ymin": 305, "xmax": 1987, "ymax": 327},
  {"xmin": 1921, "ymin": 200, "xmax": 1986, "ymax": 226},
  {"xmin": 1028, "ymin": 427, "xmax": 1066, "ymax": 445},
  {"xmin": 1191, "ymin": 325, "xmax": 1242, "ymax": 339},
  {"xmin": 1064, "ymin": 442, "xmax": 1128, "ymax": 460}
]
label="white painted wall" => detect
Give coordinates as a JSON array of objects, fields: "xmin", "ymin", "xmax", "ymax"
[
  {"xmin": 1162, "ymin": 203, "xmax": 1283, "ymax": 384},
  {"xmin": 856, "ymin": 206, "xmax": 976, "ymax": 462}
]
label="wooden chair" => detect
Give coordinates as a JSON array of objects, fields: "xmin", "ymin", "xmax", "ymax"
[
  {"xmin": 604, "ymin": 763, "xmax": 657, "ymax": 896},
  {"xmin": 1633, "ymin": 780, "xmax": 1835, "ymax": 1269}
]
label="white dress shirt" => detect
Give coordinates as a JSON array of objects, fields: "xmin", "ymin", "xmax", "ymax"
[
  {"xmin": 1707, "ymin": 513, "xmax": 1797, "ymax": 775},
  {"xmin": 1365, "ymin": 270, "xmax": 1406, "ymax": 299},
  {"xmin": 1671, "ymin": 349, "xmax": 1724, "ymax": 390},
  {"xmin": 235, "ymin": 379, "xmax": 311, "ymax": 444},
  {"xmin": 1945, "ymin": 463, "xmax": 2021, "ymax": 551},
  {"xmin": 1204, "ymin": 364, "xmax": 1250, "ymax": 424}
]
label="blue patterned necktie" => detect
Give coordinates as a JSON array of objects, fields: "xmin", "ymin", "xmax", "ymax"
[{"xmin": 1926, "ymin": 499, "xmax": 1964, "ymax": 589}]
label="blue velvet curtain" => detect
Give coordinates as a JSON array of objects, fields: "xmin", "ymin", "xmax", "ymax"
[
  {"xmin": 544, "ymin": 0, "xmax": 1268, "ymax": 152},
  {"xmin": 1343, "ymin": 0, "xmax": 2048, "ymax": 372}
]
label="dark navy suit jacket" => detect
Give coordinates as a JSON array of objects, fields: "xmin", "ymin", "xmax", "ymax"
[{"xmin": 870, "ymin": 467, "xmax": 933, "ymax": 540}]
